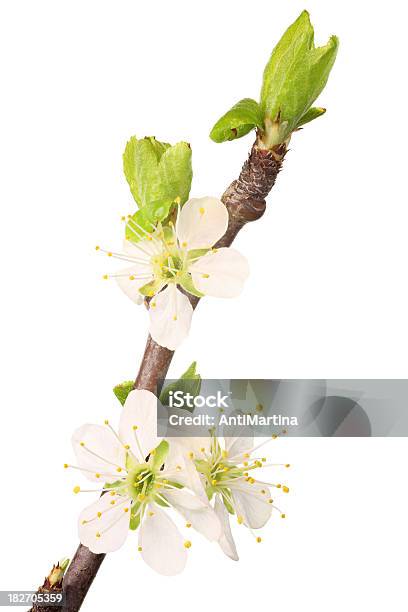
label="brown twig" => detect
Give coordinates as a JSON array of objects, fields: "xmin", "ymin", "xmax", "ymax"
[{"xmin": 34, "ymin": 137, "xmax": 286, "ymax": 612}]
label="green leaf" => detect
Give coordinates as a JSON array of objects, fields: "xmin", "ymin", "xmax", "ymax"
[
  {"xmin": 113, "ymin": 380, "xmax": 134, "ymax": 406},
  {"xmin": 260, "ymin": 11, "xmax": 339, "ymax": 143},
  {"xmin": 123, "ymin": 137, "xmax": 192, "ymax": 227},
  {"xmin": 296, "ymin": 106, "xmax": 326, "ymax": 128},
  {"xmin": 210, "ymin": 98, "xmax": 264, "ymax": 143},
  {"xmin": 160, "ymin": 361, "xmax": 201, "ymax": 411},
  {"xmin": 125, "ymin": 207, "xmax": 155, "ymax": 242}
]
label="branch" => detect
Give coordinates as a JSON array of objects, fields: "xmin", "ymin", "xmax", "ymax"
[{"xmin": 33, "ymin": 138, "xmax": 286, "ymax": 612}]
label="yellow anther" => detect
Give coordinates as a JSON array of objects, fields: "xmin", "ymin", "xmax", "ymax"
[
  {"xmin": 95, "ymin": 473, "xmax": 101, "ymax": 479},
  {"xmin": 201, "ymin": 273, "xmax": 210, "ymax": 279},
  {"xmin": 256, "ymin": 537, "xmax": 262, "ymax": 543},
  {"xmin": 137, "ymin": 493, "xmax": 145, "ymax": 502},
  {"xmin": 176, "ymin": 465, "xmax": 182, "ymax": 471},
  {"xmin": 96, "ymin": 532, "xmax": 101, "ymax": 538},
  {"xmin": 81, "ymin": 520, "xmax": 87, "ymax": 525},
  {"xmin": 199, "ymin": 207, "xmax": 205, "ymax": 215},
  {"xmin": 116, "ymin": 467, "xmax": 122, "ymax": 473},
  {"xmin": 97, "ymin": 512, "xmax": 102, "ymax": 518},
  {"xmin": 268, "ymin": 499, "xmax": 273, "ymax": 504},
  {"xmin": 281, "ymin": 513, "xmax": 286, "ymax": 519},
  {"xmin": 182, "ymin": 241, "xmax": 187, "ymax": 248},
  {"xmin": 272, "ymin": 434, "xmax": 277, "ymax": 440},
  {"xmin": 110, "ymin": 500, "xmax": 116, "ymax": 505},
  {"xmin": 244, "ymin": 472, "xmax": 249, "ymax": 477},
  {"xmin": 132, "ymin": 425, "xmax": 138, "ymax": 430},
  {"xmin": 147, "ymin": 235, "xmax": 153, "ymax": 241},
  {"xmin": 124, "ymin": 444, "xmax": 130, "ymax": 450},
  {"xmin": 173, "ymin": 315, "xmax": 177, "ymax": 321},
  {"xmin": 63, "ymin": 463, "xmax": 68, "ymax": 469},
  {"xmin": 285, "ymin": 464, "xmax": 290, "ymax": 468},
  {"xmin": 121, "ymin": 216, "xmax": 126, "ymax": 221},
  {"xmin": 104, "ymin": 419, "xmax": 109, "ymax": 425},
  {"xmin": 249, "ymin": 478, "xmax": 255, "ymax": 484},
  {"xmin": 102, "ymin": 274, "xmax": 109, "ymax": 280},
  {"xmin": 129, "ymin": 275, "xmax": 135, "ymax": 281},
  {"xmin": 237, "ymin": 515, "xmax": 244, "ymax": 525},
  {"xmin": 184, "ymin": 540, "xmax": 192, "ymax": 549},
  {"xmin": 255, "ymin": 461, "xmax": 262, "ymax": 468},
  {"xmin": 110, "ymin": 491, "xmax": 116, "ymax": 496},
  {"xmin": 211, "ymin": 479, "xmax": 217, "ymax": 486},
  {"xmin": 261, "ymin": 489, "xmax": 266, "ymax": 495},
  {"xmin": 276, "ymin": 484, "xmax": 282, "ymax": 488},
  {"xmin": 107, "ymin": 252, "xmax": 112, "ymax": 257},
  {"xmin": 174, "ymin": 196, "xmax": 181, "ymax": 205},
  {"xmin": 148, "ymin": 511, "xmax": 154, "ymax": 517},
  {"xmin": 124, "ymin": 508, "xmax": 129, "ymax": 513},
  {"xmin": 151, "ymin": 302, "xmax": 156, "ymax": 308},
  {"xmin": 256, "ymin": 403, "xmax": 263, "ymax": 412},
  {"xmin": 95, "ymin": 245, "xmax": 100, "ymax": 251},
  {"xmin": 243, "ymin": 461, "xmax": 248, "ymax": 467},
  {"xmin": 282, "ymin": 486, "xmax": 289, "ymax": 493},
  {"xmin": 188, "ymin": 452, "xmax": 194, "ymax": 459},
  {"xmin": 222, "ymin": 450, "xmax": 228, "ymax": 458},
  {"xmin": 243, "ymin": 453, "xmax": 250, "ymax": 459},
  {"xmin": 262, "ymin": 458, "xmax": 267, "ymax": 462},
  {"xmin": 150, "ymin": 449, "xmax": 156, "ymax": 455},
  {"xmin": 200, "ymin": 447, "xmax": 205, "ymax": 453},
  {"xmin": 80, "ymin": 442, "xmax": 85, "ymax": 447},
  {"xmin": 186, "ymin": 522, "xmax": 192, "ymax": 528},
  {"xmin": 73, "ymin": 486, "xmax": 80, "ymax": 494},
  {"xmin": 138, "ymin": 546, "xmax": 142, "ymax": 552}
]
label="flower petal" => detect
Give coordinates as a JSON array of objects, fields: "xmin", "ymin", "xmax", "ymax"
[
  {"xmin": 189, "ymin": 248, "xmax": 249, "ymax": 298},
  {"xmin": 165, "ymin": 441, "xmax": 208, "ymax": 501},
  {"xmin": 176, "ymin": 197, "xmax": 228, "ymax": 250},
  {"xmin": 78, "ymin": 494, "xmax": 131, "ymax": 553},
  {"xmin": 138, "ymin": 504, "xmax": 187, "ymax": 575},
  {"xmin": 71, "ymin": 424, "xmax": 126, "ymax": 483},
  {"xmin": 119, "ymin": 390, "xmax": 161, "ymax": 460},
  {"xmin": 123, "ymin": 238, "xmax": 156, "ymax": 259},
  {"xmin": 214, "ymin": 495, "xmax": 239, "ymax": 561},
  {"xmin": 163, "ymin": 489, "xmax": 221, "ymax": 541},
  {"xmin": 149, "ymin": 285, "xmax": 193, "ymax": 350},
  {"xmin": 231, "ymin": 482, "xmax": 272, "ymax": 529},
  {"xmin": 115, "ymin": 265, "xmax": 154, "ymax": 305}
]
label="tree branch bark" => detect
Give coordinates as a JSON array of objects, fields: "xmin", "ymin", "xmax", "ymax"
[{"xmin": 35, "ymin": 138, "xmax": 286, "ymax": 612}]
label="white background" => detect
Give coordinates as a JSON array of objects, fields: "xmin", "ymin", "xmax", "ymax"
[{"xmin": 1, "ymin": 0, "xmax": 407, "ymax": 610}]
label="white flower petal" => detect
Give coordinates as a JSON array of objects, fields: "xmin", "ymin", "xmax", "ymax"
[
  {"xmin": 149, "ymin": 285, "xmax": 193, "ymax": 350},
  {"xmin": 165, "ymin": 441, "xmax": 208, "ymax": 501},
  {"xmin": 71, "ymin": 424, "xmax": 126, "ymax": 483},
  {"xmin": 115, "ymin": 265, "xmax": 154, "ymax": 305},
  {"xmin": 214, "ymin": 495, "xmax": 239, "ymax": 561},
  {"xmin": 223, "ymin": 410, "xmax": 253, "ymax": 458},
  {"xmin": 123, "ymin": 238, "xmax": 156, "ymax": 259},
  {"xmin": 78, "ymin": 494, "xmax": 131, "ymax": 553},
  {"xmin": 138, "ymin": 504, "xmax": 187, "ymax": 575},
  {"xmin": 190, "ymin": 248, "xmax": 249, "ymax": 298},
  {"xmin": 163, "ymin": 489, "xmax": 221, "ymax": 541},
  {"xmin": 119, "ymin": 390, "xmax": 160, "ymax": 460},
  {"xmin": 231, "ymin": 482, "xmax": 272, "ymax": 529},
  {"xmin": 176, "ymin": 197, "xmax": 228, "ymax": 250}
]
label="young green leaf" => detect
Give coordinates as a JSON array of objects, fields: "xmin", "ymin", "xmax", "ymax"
[
  {"xmin": 210, "ymin": 98, "xmax": 264, "ymax": 143},
  {"xmin": 296, "ymin": 106, "xmax": 326, "ymax": 128},
  {"xmin": 160, "ymin": 361, "xmax": 201, "ymax": 411},
  {"xmin": 113, "ymin": 380, "xmax": 134, "ymax": 406},
  {"xmin": 260, "ymin": 10, "xmax": 338, "ymax": 144},
  {"xmin": 123, "ymin": 136, "xmax": 193, "ymax": 232}
]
